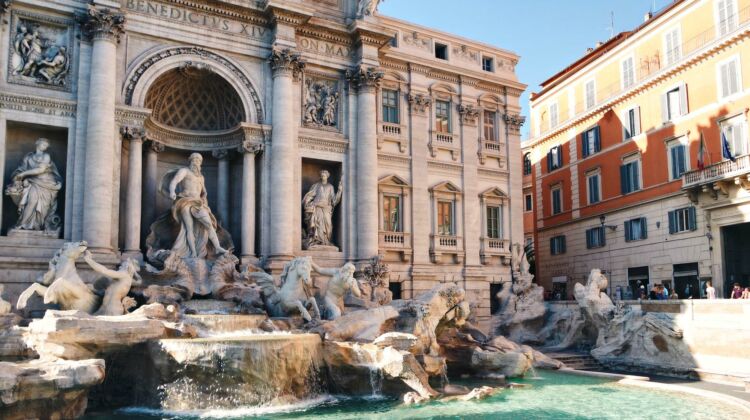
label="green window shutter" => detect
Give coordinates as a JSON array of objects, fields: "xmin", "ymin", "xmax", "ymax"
[
  {"xmin": 582, "ymin": 133, "xmax": 589, "ymax": 157},
  {"xmin": 561, "ymin": 236, "xmax": 566, "ymax": 253},
  {"xmin": 641, "ymin": 217, "xmax": 648, "ymax": 239},
  {"xmin": 668, "ymin": 210, "xmax": 677, "ymax": 234},
  {"xmin": 624, "ymin": 220, "xmax": 631, "ymax": 242},
  {"xmin": 594, "ymin": 126, "xmax": 601, "ymax": 152},
  {"xmin": 620, "ymin": 165, "xmax": 628, "ymax": 194}
]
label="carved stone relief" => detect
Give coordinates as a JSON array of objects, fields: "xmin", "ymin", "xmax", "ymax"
[
  {"xmin": 303, "ymin": 77, "xmax": 340, "ymax": 129},
  {"xmin": 407, "ymin": 93, "xmax": 431, "ymax": 115},
  {"xmin": 457, "ymin": 104, "xmax": 479, "ymax": 125},
  {"xmin": 402, "ymin": 31, "xmax": 431, "ymax": 51},
  {"xmin": 452, "ymin": 45, "xmax": 479, "ymax": 63},
  {"xmin": 8, "ymin": 11, "xmax": 73, "ymax": 90}
]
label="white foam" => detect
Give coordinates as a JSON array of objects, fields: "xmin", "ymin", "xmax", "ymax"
[{"xmin": 119, "ymin": 395, "xmax": 337, "ymax": 418}]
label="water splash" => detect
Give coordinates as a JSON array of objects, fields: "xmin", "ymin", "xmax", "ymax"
[{"xmin": 368, "ymin": 367, "xmax": 383, "ymax": 397}]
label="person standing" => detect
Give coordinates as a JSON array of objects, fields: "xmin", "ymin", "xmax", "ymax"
[
  {"xmin": 730, "ymin": 283, "xmax": 743, "ymax": 299},
  {"xmin": 705, "ymin": 281, "xmax": 717, "ymax": 299}
]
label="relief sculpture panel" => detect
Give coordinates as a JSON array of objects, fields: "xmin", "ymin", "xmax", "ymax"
[{"xmin": 8, "ymin": 11, "xmax": 73, "ymax": 90}]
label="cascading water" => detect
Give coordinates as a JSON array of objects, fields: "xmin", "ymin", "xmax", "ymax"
[
  {"xmin": 368, "ymin": 367, "xmax": 384, "ymax": 397},
  {"xmin": 150, "ymin": 333, "xmax": 325, "ymax": 411}
]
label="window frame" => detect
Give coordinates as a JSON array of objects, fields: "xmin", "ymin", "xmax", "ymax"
[
  {"xmin": 550, "ymin": 235, "xmax": 566, "ymax": 255},
  {"xmin": 663, "ymin": 26, "xmax": 682, "ymax": 66},
  {"xmin": 382, "ymin": 194, "xmax": 402, "ymax": 232},
  {"xmin": 720, "ymin": 113, "xmax": 749, "ymax": 158},
  {"xmin": 381, "ymin": 88, "xmax": 400, "ymax": 124},
  {"xmin": 586, "ymin": 226, "xmax": 606, "ymax": 249},
  {"xmin": 483, "ymin": 110, "xmax": 498, "ymax": 142},
  {"xmin": 486, "ymin": 205, "xmax": 502, "ymax": 239},
  {"xmin": 584, "ymin": 79, "xmax": 597, "ymax": 110},
  {"xmin": 436, "ymin": 200, "xmax": 454, "ymax": 236},
  {"xmin": 586, "ymin": 170, "xmax": 602, "ymax": 205},
  {"xmin": 523, "ymin": 153, "xmax": 532, "ymax": 175},
  {"xmin": 622, "ymin": 106, "xmax": 641, "ymax": 141},
  {"xmin": 620, "ymin": 153, "xmax": 642, "ymax": 195},
  {"xmin": 549, "ymin": 101, "xmax": 559, "ymax": 129},
  {"xmin": 716, "ymin": 54, "xmax": 742, "ymax": 100},
  {"xmin": 581, "ymin": 125, "xmax": 601, "ymax": 158},
  {"xmin": 550, "ymin": 184, "xmax": 563, "ymax": 215},
  {"xmin": 668, "ymin": 206, "xmax": 697, "ymax": 234},
  {"xmin": 716, "ymin": 0, "xmax": 739, "ymax": 37},
  {"xmin": 482, "ymin": 56, "xmax": 494, "ymax": 72},
  {"xmin": 624, "ymin": 217, "xmax": 648, "ymax": 242},
  {"xmin": 435, "ymin": 99, "xmax": 452, "ymax": 133},
  {"xmin": 524, "ymin": 193, "xmax": 533, "ymax": 212},
  {"xmin": 666, "ymin": 136, "xmax": 689, "ymax": 181},
  {"xmin": 434, "ymin": 42, "xmax": 449, "ymax": 60},
  {"xmin": 621, "ymin": 55, "xmax": 636, "ymax": 89},
  {"xmin": 547, "ymin": 145, "xmax": 563, "ymax": 172}
]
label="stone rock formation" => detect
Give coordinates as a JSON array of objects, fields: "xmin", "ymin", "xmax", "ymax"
[
  {"xmin": 25, "ymin": 303, "xmax": 192, "ymax": 360},
  {"xmin": 0, "ymin": 285, "xmax": 11, "ymax": 315},
  {"xmin": 0, "ymin": 359, "xmax": 104, "ymax": 420},
  {"xmin": 322, "ymin": 341, "xmax": 438, "ymax": 399}
]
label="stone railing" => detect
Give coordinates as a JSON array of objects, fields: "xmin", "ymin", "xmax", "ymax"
[
  {"xmin": 480, "ymin": 237, "xmax": 510, "ymax": 264},
  {"xmin": 682, "ymin": 154, "xmax": 750, "ymax": 189},
  {"xmin": 379, "ymin": 231, "xmax": 409, "ymax": 248},
  {"xmin": 430, "ymin": 234, "xmax": 464, "ymax": 263},
  {"xmin": 381, "ymin": 122, "xmax": 402, "ymax": 136},
  {"xmin": 481, "ymin": 139, "xmax": 503, "ymax": 153}
]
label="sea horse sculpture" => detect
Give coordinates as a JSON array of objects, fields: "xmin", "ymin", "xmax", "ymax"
[{"xmin": 252, "ymin": 257, "xmax": 321, "ymax": 322}]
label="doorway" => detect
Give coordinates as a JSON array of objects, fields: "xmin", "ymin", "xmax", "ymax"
[{"xmin": 723, "ymin": 222, "xmax": 750, "ymax": 298}]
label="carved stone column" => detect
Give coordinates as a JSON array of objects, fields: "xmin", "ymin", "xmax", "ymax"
[
  {"xmin": 122, "ymin": 127, "xmax": 144, "ymax": 256},
  {"xmin": 348, "ymin": 66, "xmax": 383, "ymax": 260},
  {"xmin": 239, "ymin": 141, "xmax": 263, "ymax": 262},
  {"xmin": 79, "ymin": 5, "xmax": 125, "ymax": 251},
  {"xmin": 213, "ymin": 149, "xmax": 231, "ymax": 226},
  {"xmin": 268, "ymin": 48, "xmax": 304, "ymax": 259},
  {"xmin": 142, "ymin": 140, "xmax": 164, "ymax": 239}
]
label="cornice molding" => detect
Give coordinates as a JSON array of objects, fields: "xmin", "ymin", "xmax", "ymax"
[
  {"xmin": 0, "ymin": 92, "xmax": 76, "ymax": 117},
  {"xmin": 159, "ymin": 0, "xmax": 268, "ymax": 26}
]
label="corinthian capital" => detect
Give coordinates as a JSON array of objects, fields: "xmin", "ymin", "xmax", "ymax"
[
  {"xmin": 269, "ymin": 48, "xmax": 305, "ymax": 79},
  {"xmin": 346, "ymin": 65, "xmax": 384, "ymax": 92},
  {"xmin": 79, "ymin": 5, "xmax": 126, "ymax": 43},
  {"xmin": 120, "ymin": 126, "xmax": 145, "ymax": 142},
  {"xmin": 239, "ymin": 140, "xmax": 264, "ymax": 155}
]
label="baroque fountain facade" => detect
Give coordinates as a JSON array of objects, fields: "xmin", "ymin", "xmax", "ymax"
[{"xmin": 0, "ymin": 0, "xmax": 543, "ymax": 417}]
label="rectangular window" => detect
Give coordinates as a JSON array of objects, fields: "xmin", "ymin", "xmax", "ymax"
[
  {"xmin": 620, "ymin": 156, "xmax": 641, "ymax": 194},
  {"xmin": 586, "ymin": 226, "xmax": 606, "ymax": 249},
  {"xmin": 549, "ymin": 102, "xmax": 559, "ymax": 128},
  {"xmin": 668, "ymin": 207, "xmax": 697, "ymax": 234},
  {"xmin": 437, "ymin": 200, "xmax": 454, "ymax": 235},
  {"xmin": 625, "ymin": 217, "xmax": 648, "ymax": 242},
  {"xmin": 382, "ymin": 195, "xmax": 401, "ymax": 232},
  {"xmin": 581, "ymin": 126, "xmax": 601, "ymax": 157},
  {"xmin": 585, "ymin": 80, "xmax": 596, "ymax": 110},
  {"xmin": 483, "ymin": 110, "xmax": 497, "ymax": 142},
  {"xmin": 718, "ymin": 57, "xmax": 741, "ymax": 99},
  {"xmin": 547, "ymin": 145, "xmax": 563, "ymax": 171},
  {"xmin": 486, "ymin": 206, "xmax": 501, "ymax": 239},
  {"xmin": 551, "ymin": 185, "xmax": 562, "ymax": 215},
  {"xmin": 435, "ymin": 43, "xmax": 448, "ymax": 60},
  {"xmin": 667, "ymin": 138, "xmax": 688, "ymax": 180},
  {"xmin": 721, "ymin": 114, "xmax": 749, "ymax": 157},
  {"xmin": 622, "ymin": 56, "xmax": 635, "ymax": 89},
  {"xmin": 382, "ymin": 89, "xmax": 399, "ymax": 124},
  {"xmin": 717, "ymin": 0, "xmax": 738, "ymax": 36},
  {"xmin": 664, "ymin": 27, "xmax": 681, "ymax": 65},
  {"xmin": 550, "ymin": 235, "xmax": 566, "ymax": 255},
  {"xmin": 435, "ymin": 100, "xmax": 451, "ymax": 133},
  {"xmin": 587, "ymin": 172, "xmax": 601, "ymax": 205},
  {"xmin": 524, "ymin": 194, "xmax": 533, "ymax": 212},
  {"xmin": 662, "ymin": 84, "xmax": 688, "ymax": 123},
  {"xmin": 623, "ymin": 107, "xmax": 641, "ymax": 140},
  {"xmin": 523, "ymin": 153, "xmax": 532, "ymax": 175},
  {"xmin": 482, "ymin": 56, "xmax": 494, "ymax": 72}
]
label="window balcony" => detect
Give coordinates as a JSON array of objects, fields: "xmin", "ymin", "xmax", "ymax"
[
  {"xmin": 378, "ymin": 231, "xmax": 412, "ymax": 261},
  {"xmin": 429, "ymin": 131, "xmax": 459, "ymax": 160},
  {"xmin": 477, "ymin": 139, "xmax": 506, "ymax": 165},
  {"xmin": 378, "ymin": 121, "xmax": 407, "ymax": 152},
  {"xmin": 682, "ymin": 154, "xmax": 750, "ymax": 200},
  {"xmin": 430, "ymin": 234, "xmax": 464, "ymax": 264},
  {"xmin": 480, "ymin": 237, "xmax": 510, "ymax": 265}
]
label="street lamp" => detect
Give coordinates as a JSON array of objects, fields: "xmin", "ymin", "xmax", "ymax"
[{"xmin": 599, "ymin": 214, "xmax": 618, "ymax": 231}]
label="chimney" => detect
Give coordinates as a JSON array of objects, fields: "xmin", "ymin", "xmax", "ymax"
[
  {"xmin": 586, "ymin": 47, "xmax": 594, "ymax": 54},
  {"xmin": 644, "ymin": 11, "xmax": 653, "ymax": 22}
]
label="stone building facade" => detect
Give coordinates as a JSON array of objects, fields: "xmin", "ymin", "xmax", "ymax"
[
  {"xmin": 524, "ymin": 0, "xmax": 750, "ymax": 300},
  {"xmin": 0, "ymin": 0, "xmax": 525, "ymax": 328}
]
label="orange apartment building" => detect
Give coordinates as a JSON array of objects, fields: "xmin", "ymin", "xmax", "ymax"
[{"xmin": 524, "ymin": 0, "xmax": 750, "ymax": 300}]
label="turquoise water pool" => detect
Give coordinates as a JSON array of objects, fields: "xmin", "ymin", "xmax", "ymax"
[{"xmin": 83, "ymin": 371, "xmax": 748, "ymax": 420}]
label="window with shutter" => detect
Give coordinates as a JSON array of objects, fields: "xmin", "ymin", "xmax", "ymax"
[
  {"xmin": 586, "ymin": 227, "xmax": 605, "ymax": 249},
  {"xmin": 721, "ymin": 115, "xmax": 749, "ymax": 157},
  {"xmin": 587, "ymin": 172, "xmax": 601, "ymax": 205},
  {"xmin": 582, "ymin": 126, "xmax": 599, "ymax": 157},
  {"xmin": 585, "ymin": 80, "xmax": 596, "ymax": 110},
  {"xmin": 717, "ymin": 0, "xmax": 738, "ymax": 36},
  {"xmin": 623, "ymin": 107, "xmax": 640, "ymax": 140},
  {"xmin": 622, "ymin": 57, "xmax": 635, "ymax": 88},
  {"xmin": 551, "ymin": 186, "xmax": 562, "ymax": 215},
  {"xmin": 550, "ymin": 235, "xmax": 567, "ymax": 255},
  {"xmin": 625, "ymin": 217, "xmax": 647, "ymax": 241},
  {"xmin": 667, "ymin": 138, "xmax": 688, "ymax": 180},
  {"xmin": 549, "ymin": 103, "xmax": 558, "ymax": 129},
  {"xmin": 664, "ymin": 28, "xmax": 681, "ymax": 65},
  {"xmin": 621, "ymin": 157, "xmax": 641, "ymax": 194},
  {"xmin": 669, "ymin": 207, "xmax": 697, "ymax": 234},
  {"xmin": 718, "ymin": 57, "xmax": 741, "ymax": 99}
]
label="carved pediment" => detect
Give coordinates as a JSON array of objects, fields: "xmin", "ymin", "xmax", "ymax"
[
  {"xmin": 378, "ymin": 174, "xmax": 410, "ymax": 187},
  {"xmin": 430, "ymin": 180, "xmax": 462, "ymax": 194},
  {"xmin": 479, "ymin": 186, "xmax": 508, "ymax": 199}
]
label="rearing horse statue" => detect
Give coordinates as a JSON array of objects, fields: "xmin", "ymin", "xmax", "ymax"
[{"xmin": 253, "ymin": 256, "xmax": 321, "ymax": 322}]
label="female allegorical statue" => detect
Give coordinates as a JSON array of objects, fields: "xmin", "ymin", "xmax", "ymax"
[
  {"xmin": 5, "ymin": 138, "xmax": 62, "ymax": 232},
  {"xmin": 302, "ymin": 170, "xmax": 342, "ymax": 249}
]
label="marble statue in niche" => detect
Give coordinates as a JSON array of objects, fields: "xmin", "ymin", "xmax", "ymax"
[
  {"xmin": 150, "ymin": 153, "xmax": 230, "ymax": 259},
  {"xmin": 357, "ymin": 0, "xmax": 383, "ymax": 18},
  {"xmin": 302, "ymin": 170, "xmax": 342, "ymax": 250},
  {"xmin": 5, "ymin": 138, "xmax": 62, "ymax": 234},
  {"xmin": 303, "ymin": 78, "xmax": 340, "ymax": 128},
  {"xmin": 10, "ymin": 20, "xmax": 69, "ymax": 86}
]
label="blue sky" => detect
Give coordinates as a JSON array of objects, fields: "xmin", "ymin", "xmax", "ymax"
[{"xmin": 378, "ymin": 0, "xmax": 674, "ymax": 139}]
